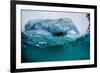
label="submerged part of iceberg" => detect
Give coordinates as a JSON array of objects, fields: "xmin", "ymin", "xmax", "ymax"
[{"xmin": 23, "ymin": 18, "xmax": 80, "ymax": 37}]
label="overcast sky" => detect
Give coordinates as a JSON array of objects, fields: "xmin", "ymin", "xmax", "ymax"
[{"xmin": 21, "ymin": 10, "xmax": 89, "ymax": 35}]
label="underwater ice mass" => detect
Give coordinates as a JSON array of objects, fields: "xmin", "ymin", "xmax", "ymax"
[{"xmin": 21, "ymin": 18, "xmax": 90, "ymax": 62}]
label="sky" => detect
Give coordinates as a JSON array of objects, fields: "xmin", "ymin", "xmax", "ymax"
[{"xmin": 21, "ymin": 10, "xmax": 89, "ymax": 35}]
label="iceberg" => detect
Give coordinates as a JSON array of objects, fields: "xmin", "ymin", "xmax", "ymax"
[
  {"xmin": 23, "ymin": 18, "xmax": 80, "ymax": 37},
  {"xmin": 22, "ymin": 18, "xmax": 82, "ymax": 49}
]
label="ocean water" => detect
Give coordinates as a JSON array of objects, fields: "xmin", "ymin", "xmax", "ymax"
[
  {"xmin": 21, "ymin": 32, "xmax": 90, "ymax": 63},
  {"xmin": 21, "ymin": 18, "xmax": 90, "ymax": 63}
]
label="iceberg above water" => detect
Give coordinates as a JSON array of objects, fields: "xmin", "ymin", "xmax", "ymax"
[{"xmin": 23, "ymin": 18, "xmax": 80, "ymax": 38}]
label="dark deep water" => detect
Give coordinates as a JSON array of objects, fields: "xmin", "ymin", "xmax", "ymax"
[{"xmin": 21, "ymin": 32, "xmax": 90, "ymax": 63}]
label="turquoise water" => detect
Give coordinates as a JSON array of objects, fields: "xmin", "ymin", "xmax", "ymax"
[{"xmin": 21, "ymin": 32, "xmax": 90, "ymax": 63}]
